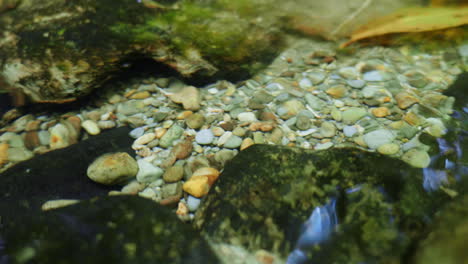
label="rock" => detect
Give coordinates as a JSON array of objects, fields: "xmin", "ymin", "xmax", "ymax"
[
  {"xmin": 159, "ymin": 124, "xmax": 184, "ymax": 148},
  {"xmin": 377, "ymin": 143, "xmax": 400, "ymax": 155},
  {"xmin": 38, "ymin": 130, "xmax": 51, "ymax": 146},
  {"xmin": 7, "ymin": 147, "xmax": 33, "ymax": 162},
  {"xmin": 371, "ymin": 107, "xmax": 391, "ymax": 118},
  {"xmin": 0, "ymin": 142, "xmax": 8, "ymax": 166},
  {"xmin": 0, "ymin": 127, "xmax": 134, "ymax": 222},
  {"xmin": 129, "ymin": 90, "xmax": 151, "ymax": 99},
  {"xmin": 134, "ymin": 132, "xmax": 156, "ymax": 145},
  {"xmin": 185, "ymin": 113, "xmax": 205, "ymax": 129},
  {"xmin": 341, "ymin": 107, "xmax": 367, "ymax": 124},
  {"xmin": 187, "ymin": 195, "xmax": 202, "ymax": 212},
  {"xmin": 171, "ymin": 138, "xmax": 193, "ymax": 160},
  {"xmin": 363, "ymin": 70, "xmax": 384, "ymax": 81},
  {"xmin": 161, "ymin": 182, "xmax": 183, "ymax": 201},
  {"xmin": 338, "ymin": 67, "xmax": 360, "ymax": 79},
  {"xmin": 41, "ymin": 199, "xmax": 80, "ymax": 211},
  {"xmin": 129, "ymin": 127, "xmax": 145, "ymax": 139},
  {"xmin": 326, "ymin": 85, "xmax": 348, "ymax": 98},
  {"xmin": 395, "ymin": 92, "xmax": 419, "ymax": 109},
  {"xmin": 194, "ymin": 144, "xmax": 427, "ymax": 261},
  {"xmin": 314, "ymin": 141, "xmax": 333, "ymax": 150},
  {"xmin": 279, "ymin": 100, "xmax": 305, "ymax": 119},
  {"xmin": 320, "ymin": 122, "xmax": 336, "ymax": 138},
  {"xmin": 121, "ymin": 180, "xmax": 146, "ymax": 195},
  {"xmin": 347, "ymin": 79, "xmax": 366, "ymax": 89},
  {"xmin": 424, "ymin": 118, "xmax": 447, "ymax": 138},
  {"xmin": 49, "ymin": 123, "xmax": 71, "ymax": 149},
  {"xmin": 305, "ymin": 93, "xmax": 326, "ymax": 110},
  {"xmin": 343, "ymin": 125, "xmax": 358, "ymax": 137},
  {"xmin": 183, "ymin": 175, "xmax": 210, "ymax": 198},
  {"xmin": 168, "ymin": 86, "xmax": 201, "ymax": 111},
  {"xmin": 192, "ymin": 167, "xmax": 220, "ymax": 186},
  {"xmin": 401, "ymin": 149, "xmax": 431, "ymax": 168},
  {"xmin": 223, "ymin": 135, "xmax": 243, "ymax": 149},
  {"xmin": 117, "ymin": 100, "xmax": 146, "ymax": 115},
  {"xmin": 195, "ymin": 129, "xmax": 214, "ymax": 145},
  {"xmin": 87, "ymin": 152, "xmax": 138, "ymax": 185},
  {"xmin": 306, "ymin": 71, "xmax": 327, "ymax": 85},
  {"xmin": 82, "ymin": 120, "xmax": 101, "ymax": 135},
  {"xmin": 214, "ymin": 149, "xmax": 237, "ymax": 167},
  {"xmin": 237, "ymin": 112, "xmax": 257, "ymax": 122},
  {"xmin": 2, "ymin": 196, "xmax": 218, "ymax": 263},
  {"xmin": 136, "ymin": 159, "xmax": 163, "ymax": 183},
  {"xmin": 240, "ymin": 138, "xmax": 255, "ymax": 151},
  {"xmin": 163, "ymin": 165, "xmax": 184, "ymax": 183},
  {"xmin": 404, "ymin": 70, "xmax": 428, "ymax": 88},
  {"xmin": 363, "ymin": 129, "xmax": 396, "ymax": 149},
  {"xmin": 24, "ymin": 131, "xmax": 41, "ymax": 150}
]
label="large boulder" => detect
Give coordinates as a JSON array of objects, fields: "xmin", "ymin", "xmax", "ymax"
[{"xmin": 0, "ymin": 0, "xmax": 282, "ymax": 103}]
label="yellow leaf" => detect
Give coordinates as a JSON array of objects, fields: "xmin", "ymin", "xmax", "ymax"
[{"xmin": 341, "ymin": 7, "xmax": 468, "ymax": 47}]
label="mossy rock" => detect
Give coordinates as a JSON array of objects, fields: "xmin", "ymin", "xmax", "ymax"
[
  {"xmin": 1, "ymin": 195, "xmax": 219, "ymax": 264},
  {"xmin": 0, "ymin": 0, "xmax": 282, "ymax": 102},
  {"xmin": 194, "ymin": 144, "xmax": 452, "ymax": 262}
]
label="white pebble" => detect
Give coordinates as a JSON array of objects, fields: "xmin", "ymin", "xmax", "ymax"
[
  {"xmin": 187, "ymin": 195, "xmax": 201, "ymax": 211},
  {"xmin": 195, "ymin": 129, "xmax": 214, "ymax": 145},
  {"xmin": 217, "ymin": 131, "xmax": 233, "ymax": 146},
  {"xmin": 315, "ymin": 142, "xmax": 334, "ymax": 150},
  {"xmin": 343, "ymin": 126, "xmax": 358, "ymax": 137},
  {"xmin": 129, "ymin": 127, "xmax": 145, "ymax": 138},
  {"xmin": 237, "ymin": 112, "xmax": 257, "ymax": 122},
  {"xmin": 134, "ymin": 132, "xmax": 156, "ymax": 145},
  {"xmin": 82, "ymin": 120, "xmax": 101, "ymax": 135}
]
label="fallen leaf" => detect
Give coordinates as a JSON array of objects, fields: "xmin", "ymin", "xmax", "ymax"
[{"xmin": 341, "ymin": 7, "xmax": 468, "ymax": 47}]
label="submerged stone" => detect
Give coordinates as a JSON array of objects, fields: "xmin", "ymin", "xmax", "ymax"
[
  {"xmin": 2, "ymin": 195, "xmax": 218, "ymax": 264},
  {"xmin": 194, "ymin": 144, "xmax": 447, "ymax": 262}
]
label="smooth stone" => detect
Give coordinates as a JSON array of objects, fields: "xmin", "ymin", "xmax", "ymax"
[
  {"xmin": 134, "ymin": 132, "xmax": 156, "ymax": 145},
  {"xmin": 185, "ymin": 113, "xmax": 205, "ymax": 129},
  {"xmin": 326, "ymin": 85, "xmax": 348, "ymax": 99},
  {"xmin": 183, "ymin": 175, "xmax": 210, "ymax": 198},
  {"xmin": 363, "ymin": 70, "xmax": 384, "ymax": 81},
  {"xmin": 168, "ymin": 86, "xmax": 201, "ymax": 111},
  {"xmin": 401, "ymin": 149, "xmax": 431, "ymax": 168},
  {"xmin": 377, "ymin": 143, "xmax": 400, "ymax": 155},
  {"xmin": 363, "ymin": 129, "xmax": 396, "ymax": 149},
  {"xmin": 49, "ymin": 123, "xmax": 71, "ymax": 149},
  {"xmin": 306, "ymin": 71, "xmax": 326, "ymax": 84},
  {"xmin": 129, "ymin": 127, "xmax": 145, "ymax": 139},
  {"xmin": 320, "ymin": 122, "xmax": 336, "ymax": 138},
  {"xmin": 163, "ymin": 165, "xmax": 184, "ymax": 182},
  {"xmin": 136, "ymin": 159, "xmax": 164, "ymax": 183},
  {"xmin": 121, "ymin": 180, "xmax": 146, "ymax": 195},
  {"xmin": 341, "ymin": 108, "xmax": 367, "ymax": 124},
  {"xmin": 87, "ymin": 152, "xmax": 138, "ymax": 185},
  {"xmin": 195, "ymin": 129, "xmax": 214, "ymax": 145},
  {"xmin": 159, "ymin": 125, "xmax": 184, "ymax": 148},
  {"xmin": 214, "ymin": 149, "xmax": 237, "ymax": 167},
  {"xmin": 0, "ymin": 143, "xmax": 8, "ymax": 165},
  {"xmin": 24, "ymin": 131, "xmax": 41, "ymax": 150},
  {"xmin": 116, "ymin": 100, "xmax": 146, "ymax": 115},
  {"xmin": 338, "ymin": 66, "xmax": 360, "ymax": 79},
  {"xmin": 343, "ymin": 125, "xmax": 358, "ymax": 137},
  {"xmin": 299, "ymin": 78, "xmax": 312, "ymax": 89},
  {"xmin": 347, "ymin": 79, "xmax": 366, "ymax": 89},
  {"xmin": 424, "ymin": 118, "xmax": 447, "ymax": 138},
  {"xmin": 82, "ymin": 120, "xmax": 101, "ymax": 135},
  {"xmin": 371, "ymin": 107, "xmax": 391, "ymax": 118},
  {"xmin": 404, "ymin": 70, "xmax": 428, "ymax": 88},
  {"xmin": 41, "ymin": 199, "xmax": 80, "ymax": 211},
  {"xmin": 161, "ymin": 182, "xmax": 183, "ymax": 200},
  {"xmin": 223, "ymin": 135, "xmax": 243, "ymax": 149},
  {"xmin": 331, "ymin": 108, "xmax": 342, "ymax": 121},
  {"xmin": 237, "ymin": 112, "xmax": 257, "ymax": 122},
  {"xmin": 305, "ymin": 94, "xmax": 326, "ymax": 110},
  {"xmin": 187, "ymin": 195, "xmax": 201, "ymax": 212},
  {"xmin": 279, "ymin": 100, "xmax": 305, "ymax": 119},
  {"xmin": 296, "ymin": 115, "xmax": 311, "ymax": 130},
  {"xmin": 1, "ymin": 132, "xmax": 24, "ymax": 148},
  {"xmin": 240, "ymin": 138, "xmax": 255, "ymax": 151},
  {"xmin": 7, "ymin": 147, "xmax": 33, "ymax": 162},
  {"xmin": 314, "ymin": 141, "xmax": 333, "ymax": 150},
  {"xmin": 395, "ymin": 92, "xmax": 419, "ymax": 109}
]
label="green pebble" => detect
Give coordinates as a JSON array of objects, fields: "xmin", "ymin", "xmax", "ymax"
[
  {"xmin": 401, "ymin": 149, "xmax": 431, "ymax": 168},
  {"xmin": 342, "ymin": 107, "xmax": 367, "ymax": 124},
  {"xmin": 159, "ymin": 125, "xmax": 184, "ymax": 148},
  {"xmin": 186, "ymin": 113, "xmax": 205, "ymax": 129},
  {"xmin": 377, "ymin": 143, "xmax": 400, "ymax": 155}
]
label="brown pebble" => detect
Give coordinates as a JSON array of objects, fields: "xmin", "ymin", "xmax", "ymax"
[
  {"xmin": 403, "ymin": 112, "xmax": 424, "ymax": 126},
  {"xmin": 259, "ymin": 111, "xmax": 277, "ymax": 122},
  {"xmin": 173, "ymin": 138, "xmax": 193, "ymax": 160},
  {"xmin": 176, "ymin": 202, "xmax": 189, "ymax": 216},
  {"xmin": 177, "ymin": 111, "xmax": 193, "ymax": 120},
  {"xmin": 129, "ymin": 91, "xmax": 151, "ymax": 99},
  {"xmin": 25, "ymin": 120, "xmax": 41, "ymax": 131},
  {"xmin": 326, "ymin": 85, "xmax": 347, "ymax": 99},
  {"xmin": 395, "ymin": 92, "xmax": 419, "ymax": 109},
  {"xmin": 191, "ymin": 167, "xmax": 220, "ymax": 186},
  {"xmin": 124, "ymin": 89, "xmax": 137, "ymax": 98},
  {"xmin": 163, "ymin": 165, "xmax": 184, "ymax": 182},
  {"xmin": 219, "ymin": 121, "xmax": 234, "ymax": 131},
  {"xmin": 371, "ymin": 107, "xmax": 391, "ymax": 118},
  {"xmin": 240, "ymin": 138, "xmax": 254, "ymax": 151},
  {"xmin": 24, "ymin": 131, "xmax": 41, "ymax": 150},
  {"xmin": 0, "ymin": 143, "xmax": 9, "ymax": 166},
  {"xmin": 160, "ymin": 193, "xmax": 183, "ymax": 206}
]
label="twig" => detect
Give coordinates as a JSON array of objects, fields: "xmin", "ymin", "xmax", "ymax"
[{"xmin": 330, "ymin": 0, "xmax": 373, "ymax": 39}]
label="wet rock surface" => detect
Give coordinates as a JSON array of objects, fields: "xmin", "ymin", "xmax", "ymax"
[
  {"xmin": 1, "ymin": 195, "xmax": 218, "ymax": 264},
  {"xmin": 0, "ymin": 127, "xmax": 134, "ymax": 222},
  {"xmin": 194, "ymin": 144, "xmax": 453, "ymax": 263}
]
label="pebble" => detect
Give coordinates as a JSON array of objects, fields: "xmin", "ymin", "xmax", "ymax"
[
  {"xmin": 168, "ymin": 86, "xmax": 201, "ymax": 111},
  {"xmin": 240, "ymin": 138, "xmax": 255, "ymax": 150},
  {"xmin": 315, "ymin": 141, "xmax": 333, "ymax": 150},
  {"xmin": 424, "ymin": 118, "xmax": 447, "ymax": 138},
  {"xmin": 185, "ymin": 113, "xmax": 205, "ymax": 129},
  {"xmin": 97, "ymin": 120, "xmax": 116, "ymax": 129},
  {"xmin": 223, "ymin": 135, "xmax": 243, "ymax": 149},
  {"xmin": 363, "ymin": 70, "xmax": 384, "ymax": 81},
  {"xmin": 237, "ymin": 112, "xmax": 257, "ymax": 122},
  {"xmin": 129, "ymin": 91, "xmax": 151, "ymax": 99},
  {"xmin": 338, "ymin": 66, "xmax": 360, "ymax": 79},
  {"xmin": 134, "ymin": 132, "xmax": 156, "ymax": 145},
  {"xmin": 38, "ymin": 130, "xmax": 50, "ymax": 146},
  {"xmin": 306, "ymin": 71, "xmax": 326, "ymax": 84},
  {"xmin": 163, "ymin": 165, "xmax": 184, "ymax": 182},
  {"xmin": 186, "ymin": 195, "xmax": 201, "ymax": 211},
  {"xmin": 326, "ymin": 85, "xmax": 347, "ymax": 99},
  {"xmin": 195, "ymin": 129, "xmax": 214, "ymax": 145},
  {"xmin": 49, "ymin": 123, "xmax": 71, "ymax": 149},
  {"xmin": 395, "ymin": 92, "xmax": 419, "ymax": 109},
  {"xmin": 0, "ymin": 143, "xmax": 8, "ymax": 165},
  {"xmin": 81, "ymin": 120, "xmax": 101, "ymax": 135},
  {"xmin": 401, "ymin": 149, "xmax": 431, "ymax": 168},
  {"xmin": 87, "ymin": 152, "xmax": 138, "ymax": 185},
  {"xmin": 183, "ymin": 175, "xmax": 210, "ymax": 198},
  {"xmin": 347, "ymin": 79, "xmax": 366, "ymax": 89},
  {"xmin": 320, "ymin": 122, "xmax": 336, "ymax": 138},
  {"xmin": 371, "ymin": 107, "xmax": 391, "ymax": 118},
  {"xmin": 159, "ymin": 124, "xmax": 184, "ymax": 148},
  {"xmin": 305, "ymin": 94, "xmax": 326, "ymax": 110},
  {"xmin": 377, "ymin": 143, "xmax": 400, "ymax": 155},
  {"xmin": 24, "ymin": 131, "xmax": 41, "ymax": 150},
  {"xmin": 176, "ymin": 202, "xmax": 189, "ymax": 217},
  {"xmin": 343, "ymin": 125, "xmax": 358, "ymax": 137},
  {"xmin": 363, "ymin": 129, "xmax": 396, "ymax": 149},
  {"xmin": 136, "ymin": 159, "xmax": 164, "ymax": 183},
  {"xmin": 341, "ymin": 108, "xmax": 367, "ymax": 124},
  {"xmin": 280, "ymin": 100, "xmax": 305, "ymax": 119},
  {"xmin": 41, "ymin": 199, "xmax": 80, "ymax": 211},
  {"xmin": 121, "ymin": 180, "xmax": 146, "ymax": 194},
  {"xmin": 129, "ymin": 127, "xmax": 145, "ymax": 139},
  {"xmin": 117, "ymin": 100, "xmax": 146, "ymax": 115}
]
